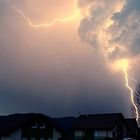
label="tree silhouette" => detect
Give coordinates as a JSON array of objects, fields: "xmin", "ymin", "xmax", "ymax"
[{"xmin": 134, "ymin": 82, "xmax": 140, "ymax": 124}]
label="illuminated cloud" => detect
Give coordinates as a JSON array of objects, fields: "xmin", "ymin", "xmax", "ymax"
[
  {"xmin": 78, "ymin": 0, "xmax": 140, "ymax": 60},
  {"xmin": 78, "ymin": 0, "xmax": 140, "ymax": 120},
  {"xmin": 110, "ymin": 0, "xmax": 140, "ymax": 58}
]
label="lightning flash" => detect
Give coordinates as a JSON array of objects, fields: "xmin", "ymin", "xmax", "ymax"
[
  {"xmin": 13, "ymin": 7, "xmax": 80, "ymax": 28},
  {"xmin": 114, "ymin": 59, "xmax": 139, "ymax": 120},
  {"xmin": 10, "ymin": 0, "xmax": 139, "ymax": 120},
  {"xmin": 78, "ymin": 0, "xmax": 140, "ymax": 121}
]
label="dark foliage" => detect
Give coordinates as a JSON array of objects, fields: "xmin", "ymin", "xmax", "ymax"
[{"xmin": 134, "ymin": 82, "xmax": 140, "ymax": 124}]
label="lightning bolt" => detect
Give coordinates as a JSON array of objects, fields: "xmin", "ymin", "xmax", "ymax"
[
  {"xmin": 10, "ymin": 2, "xmax": 139, "ymax": 121},
  {"xmin": 13, "ymin": 7, "xmax": 80, "ymax": 28},
  {"xmin": 123, "ymin": 68, "xmax": 139, "ymax": 121},
  {"xmin": 128, "ymin": 76, "xmax": 137, "ymax": 83},
  {"xmin": 113, "ymin": 59, "xmax": 139, "ymax": 121}
]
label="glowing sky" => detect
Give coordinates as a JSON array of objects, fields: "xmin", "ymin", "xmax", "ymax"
[{"xmin": 0, "ymin": 0, "xmax": 140, "ymax": 118}]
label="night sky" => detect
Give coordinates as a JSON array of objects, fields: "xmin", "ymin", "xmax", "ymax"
[{"xmin": 0, "ymin": 0, "xmax": 140, "ymax": 118}]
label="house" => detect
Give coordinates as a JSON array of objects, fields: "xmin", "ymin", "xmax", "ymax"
[
  {"xmin": 125, "ymin": 118, "xmax": 139, "ymax": 139},
  {"xmin": 0, "ymin": 113, "xmax": 64, "ymax": 140},
  {"xmin": 73, "ymin": 113, "xmax": 129, "ymax": 140},
  {"xmin": 0, "ymin": 113, "xmax": 138, "ymax": 140}
]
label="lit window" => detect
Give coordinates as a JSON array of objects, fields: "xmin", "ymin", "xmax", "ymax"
[
  {"xmin": 32, "ymin": 122, "xmax": 38, "ymax": 128},
  {"xmin": 75, "ymin": 130, "xmax": 85, "ymax": 138},
  {"xmin": 40, "ymin": 123, "xmax": 46, "ymax": 129},
  {"xmin": 94, "ymin": 131, "xmax": 107, "ymax": 137}
]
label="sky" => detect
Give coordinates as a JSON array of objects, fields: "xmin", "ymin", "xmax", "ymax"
[{"xmin": 0, "ymin": 0, "xmax": 140, "ymax": 118}]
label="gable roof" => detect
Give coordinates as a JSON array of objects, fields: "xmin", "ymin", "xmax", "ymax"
[
  {"xmin": 74, "ymin": 113, "xmax": 125, "ymax": 129},
  {"xmin": 0, "ymin": 113, "xmax": 134, "ymax": 136},
  {"xmin": 0, "ymin": 113, "xmax": 55, "ymax": 136},
  {"xmin": 51, "ymin": 117, "xmax": 77, "ymax": 134}
]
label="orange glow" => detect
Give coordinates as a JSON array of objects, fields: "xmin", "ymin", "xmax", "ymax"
[
  {"xmin": 113, "ymin": 59, "xmax": 129, "ymax": 71},
  {"xmin": 115, "ymin": 0, "xmax": 127, "ymax": 12}
]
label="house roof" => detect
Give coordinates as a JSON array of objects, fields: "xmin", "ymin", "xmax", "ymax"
[
  {"xmin": 0, "ymin": 113, "xmax": 56, "ymax": 136},
  {"xmin": 125, "ymin": 118, "xmax": 138, "ymax": 130},
  {"xmin": 0, "ymin": 113, "xmax": 134, "ymax": 136},
  {"xmin": 51, "ymin": 117, "xmax": 77, "ymax": 134},
  {"xmin": 74, "ymin": 113, "xmax": 125, "ymax": 129}
]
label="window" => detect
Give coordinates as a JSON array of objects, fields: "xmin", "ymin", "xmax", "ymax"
[
  {"xmin": 108, "ymin": 131, "xmax": 113, "ymax": 138},
  {"xmin": 39, "ymin": 123, "xmax": 46, "ymax": 129},
  {"xmin": 22, "ymin": 137, "xmax": 27, "ymax": 140},
  {"xmin": 31, "ymin": 122, "xmax": 38, "ymax": 128},
  {"xmin": 47, "ymin": 138, "xmax": 53, "ymax": 140},
  {"xmin": 75, "ymin": 130, "xmax": 85, "ymax": 139},
  {"xmin": 94, "ymin": 130, "xmax": 107, "ymax": 137}
]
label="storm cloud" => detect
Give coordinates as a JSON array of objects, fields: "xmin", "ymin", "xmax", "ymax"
[
  {"xmin": 78, "ymin": 0, "xmax": 140, "ymax": 59},
  {"xmin": 0, "ymin": 0, "xmax": 135, "ymax": 117}
]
